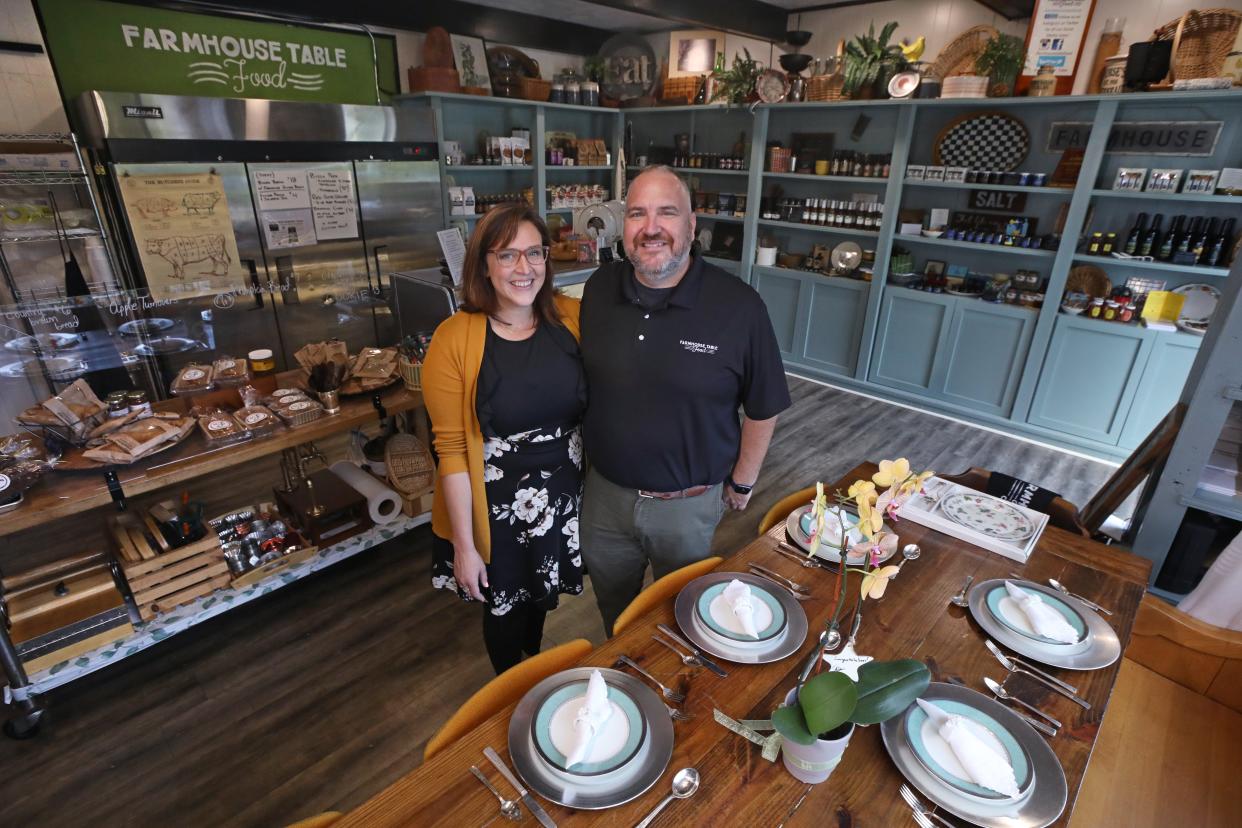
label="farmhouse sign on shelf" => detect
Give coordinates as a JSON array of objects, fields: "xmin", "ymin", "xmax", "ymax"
[{"xmin": 1047, "ymin": 121, "xmax": 1223, "ymax": 156}]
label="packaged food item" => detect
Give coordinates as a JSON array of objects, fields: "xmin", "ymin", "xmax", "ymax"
[
  {"xmin": 248, "ymin": 348, "xmax": 276, "ymax": 374},
  {"xmin": 16, "ymin": 379, "xmax": 107, "ymax": 439},
  {"xmin": 351, "ymin": 346, "xmax": 397, "ymax": 379},
  {"xmin": 234, "ymin": 405, "xmax": 280, "ymax": 437},
  {"xmin": 197, "ymin": 408, "xmax": 251, "ymax": 447},
  {"xmin": 82, "ymin": 416, "xmax": 195, "ymax": 464},
  {"xmin": 212, "ymin": 356, "xmax": 250, "ymax": 386},
  {"xmin": 171, "ymin": 363, "xmax": 214, "ymax": 395},
  {"xmin": 126, "ymin": 389, "xmax": 151, "ymax": 415},
  {"xmin": 448, "ymin": 186, "xmax": 464, "ymax": 216},
  {"xmin": 274, "ymin": 397, "xmax": 324, "ymax": 427}
]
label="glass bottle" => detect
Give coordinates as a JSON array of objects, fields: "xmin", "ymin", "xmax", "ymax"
[
  {"xmin": 1102, "ymin": 232, "xmax": 1117, "ymax": 255},
  {"xmin": 1178, "ymin": 217, "xmax": 1203, "ymax": 257},
  {"xmin": 1159, "ymin": 215, "xmax": 1185, "ymax": 260},
  {"xmin": 1124, "ymin": 212, "xmax": 1147, "ymax": 256},
  {"xmin": 852, "ymin": 154, "xmax": 863, "ymax": 177},
  {"xmin": 1206, "ymin": 218, "xmax": 1236, "ymax": 267},
  {"xmin": 1088, "ymin": 232, "xmax": 1103, "ymax": 254},
  {"xmin": 1140, "ymin": 214, "xmax": 1163, "ymax": 257}
]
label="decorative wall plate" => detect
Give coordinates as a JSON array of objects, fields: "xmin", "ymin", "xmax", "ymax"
[
  {"xmin": 939, "ymin": 491, "xmax": 1035, "ymax": 541},
  {"xmin": 1172, "ymin": 283, "xmax": 1220, "ymax": 324},
  {"xmin": 934, "ymin": 112, "xmax": 1029, "ymax": 171},
  {"xmin": 756, "ymin": 69, "xmax": 790, "ymax": 103}
]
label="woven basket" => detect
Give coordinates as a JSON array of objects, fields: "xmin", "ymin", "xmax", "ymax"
[
  {"xmin": 397, "ymin": 356, "xmax": 422, "ymax": 391},
  {"xmin": 1065, "ymin": 265, "xmax": 1112, "ymax": 299},
  {"xmin": 662, "ymin": 76, "xmax": 699, "ymax": 104},
  {"xmin": 807, "ymin": 73, "xmax": 846, "ymax": 101},
  {"xmin": 385, "ymin": 434, "xmax": 435, "ymax": 496},
  {"xmin": 929, "ymin": 25, "xmax": 999, "ymax": 80},
  {"xmin": 518, "ymin": 76, "xmax": 551, "ymax": 102},
  {"xmin": 1150, "ymin": 8, "xmax": 1242, "ymax": 83}
]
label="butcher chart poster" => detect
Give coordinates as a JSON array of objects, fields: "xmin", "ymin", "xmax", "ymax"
[{"xmin": 119, "ymin": 171, "xmax": 245, "ymax": 300}]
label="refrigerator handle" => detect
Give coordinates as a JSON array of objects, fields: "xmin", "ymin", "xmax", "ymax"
[
  {"xmin": 372, "ymin": 244, "xmax": 390, "ymax": 297},
  {"xmin": 242, "ymin": 258, "xmax": 263, "ymax": 309}
]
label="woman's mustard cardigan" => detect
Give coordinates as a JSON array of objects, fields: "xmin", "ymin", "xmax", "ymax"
[{"xmin": 422, "ymin": 294, "xmax": 581, "ymax": 563}]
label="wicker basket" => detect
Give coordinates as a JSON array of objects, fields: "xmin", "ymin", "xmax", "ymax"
[
  {"xmin": 1150, "ymin": 8, "xmax": 1242, "ymax": 83},
  {"xmin": 929, "ymin": 25, "xmax": 999, "ymax": 80},
  {"xmin": 807, "ymin": 73, "xmax": 846, "ymax": 102},
  {"xmin": 1065, "ymin": 265, "xmax": 1112, "ymax": 299},
  {"xmin": 518, "ymin": 76, "xmax": 551, "ymax": 102},
  {"xmin": 398, "ymin": 356, "xmax": 422, "ymax": 391},
  {"xmin": 662, "ymin": 76, "xmax": 699, "ymax": 104},
  {"xmin": 385, "ymin": 434, "xmax": 435, "ymax": 496}
]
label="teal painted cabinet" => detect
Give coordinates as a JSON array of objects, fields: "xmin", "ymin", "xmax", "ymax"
[
  {"xmin": 1027, "ymin": 315, "xmax": 1153, "ymax": 444},
  {"xmin": 752, "ymin": 266, "xmax": 804, "ymax": 357},
  {"xmin": 870, "ymin": 288, "xmax": 955, "ymax": 394},
  {"xmin": 939, "ymin": 302, "xmax": 1037, "ymax": 417},
  {"xmin": 802, "ymin": 278, "xmax": 868, "ymax": 376},
  {"xmin": 1118, "ymin": 331, "xmax": 1201, "ymax": 450}
]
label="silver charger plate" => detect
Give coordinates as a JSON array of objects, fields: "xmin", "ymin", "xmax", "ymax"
[
  {"xmin": 784, "ymin": 504, "xmax": 897, "ymax": 565},
  {"xmin": 968, "ymin": 579, "xmax": 1120, "ymax": 670},
  {"xmin": 508, "ymin": 667, "xmax": 674, "ymax": 810},
  {"xmin": 674, "ymin": 571, "xmax": 808, "ymax": 664},
  {"xmin": 881, "ymin": 682, "xmax": 1067, "ymax": 828}
]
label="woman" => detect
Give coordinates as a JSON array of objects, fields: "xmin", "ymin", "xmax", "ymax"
[{"xmin": 423, "ymin": 203, "xmax": 585, "ymax": 674}]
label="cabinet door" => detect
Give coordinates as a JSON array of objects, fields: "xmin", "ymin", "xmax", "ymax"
[
  {"xmin": 1027, "ymin": 316, "xmax": 1152, "ymax": 444},
  {"xmin": 1118, "ymin": 331, "xmax": 1201, "ymax": 450},
  {"xmin": 753, "ymin": 267, "xmax": 805, "ymax": 358},
  {"xmin": 939, "ymin": 303, "xmax": 1036, "ymax": 417},
  {"xmin": 802, "ymin": 278, "xmax": 868, "ymax": 377},
  {"xmin": 869, "ymin": 288, "xmax": 955, "ymax": 394}
]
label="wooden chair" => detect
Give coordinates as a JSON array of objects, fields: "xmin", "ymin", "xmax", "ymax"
[
  {"xmin": 1126, "ymin": 593, "xmax": 1242, "ymax": 714},
  {"xmin": 612, "ymin": 557, "xmax": 723, "ymax": 635},
  {"xmin": 1079, "ymin": 403, "xmax": 1185, "ymax": 537},
  {"xmin": 941, "ymin": 467, "xmax": 1089, "ymax": 537},
  {"xmin": 757, "ymin": 486, "xmax": 818, "ymax": 537},
  {"xmin": 422, "ymin": 638, "xmax": 592, "ymax": 762},
  {"xmin": 284, "ymin": 812, "xmax": 342, "ymax": 828}
]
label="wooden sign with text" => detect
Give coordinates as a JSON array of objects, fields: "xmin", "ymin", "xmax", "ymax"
[{"xmin": 969, "ymin": 190, "xmax": 1028, "ymax": 212}]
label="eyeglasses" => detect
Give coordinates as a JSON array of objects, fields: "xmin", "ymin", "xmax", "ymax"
[{"xmin": 489, "ymin": 246, "xmax": 549, "ymax": 268}]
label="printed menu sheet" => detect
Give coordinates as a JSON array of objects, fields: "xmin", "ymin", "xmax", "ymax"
[
  {"xmin": 119, "ymin": 171, "xmax": 245, "ymax": 300},
  {"xmin": 307, "ymin": 168, "xmax": 359, "ymax": 240}
]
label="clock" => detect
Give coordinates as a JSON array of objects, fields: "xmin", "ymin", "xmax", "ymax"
[{"xmin": 755, "ymin": 69, "xmax": 790, "ymax": 104}]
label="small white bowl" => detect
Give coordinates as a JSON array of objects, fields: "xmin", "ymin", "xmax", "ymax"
[{"xmin": 921, "ymin": 229, "xmax": 945, "ymax": 238}]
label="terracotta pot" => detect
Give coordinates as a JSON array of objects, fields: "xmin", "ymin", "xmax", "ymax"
[{"xmin": 779, "ymin": 688, "xmax": 856, "ymax": 784}]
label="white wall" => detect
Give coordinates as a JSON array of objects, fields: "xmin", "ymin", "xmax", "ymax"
[{"xmin": 0, "ymin": 0, "xmax": 70, "ymax": 133}]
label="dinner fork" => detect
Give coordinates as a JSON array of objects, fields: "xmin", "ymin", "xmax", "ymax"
[
  {"xmin": 615, "ymin": 655, "xmax": 686, "ymax": 703},
  {"xmin": 747, "ymin": 566, "xmax": 812, "ymax": 601},
  {"xmin": 984, "ymin": 640, "xmax": 1090, "ymax": 709},
  {"xmin": 899, "ymin": 784, "xmax": 957, "ymax": 828},
  {"xmin": 652, "ymin": 633, "xmax": 702, "ymax": 668},
  {"xmin": 908, "ymin": 808, "xmax": 935, "ymax": 828},
  {"xmin": 748, "ymin": 563, "xmax": 811, "ymax": 594},
  {"xmin": 665, "ymin": 703, "xmax": 694, "ymax": 721},
  {"xmin": 773, "ymin": 545, "xmax": 823, "ymax": 570},
  {"xmin": 776, "ymin": 542, "xmax": 835, "ymax": 571}
]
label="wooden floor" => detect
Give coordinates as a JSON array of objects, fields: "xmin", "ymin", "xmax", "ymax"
[{"xmin": 0, "ymin": 376, "xmax": 1122, "ymax": 827}]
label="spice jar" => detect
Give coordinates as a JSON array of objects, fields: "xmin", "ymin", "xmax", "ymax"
[
  {"xmin": 1029, "ymin": 64, "xmax": 1057, "ymax": 97},
  {"xmin": 1088, "ymin": 298, "xmax": 1105, "ymax": 318},
  {"xmin": 249, "ymin": 348, "xmax": 276, "ymax": 375}
]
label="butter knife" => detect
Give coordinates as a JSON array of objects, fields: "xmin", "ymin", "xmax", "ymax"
[
  {"xmin": 656, "ymin": 623, "xmax": 728, "ymax": 678},
  {"xmin": 484, "ymin": 746, "xmax": 557, "ymax": 828}
]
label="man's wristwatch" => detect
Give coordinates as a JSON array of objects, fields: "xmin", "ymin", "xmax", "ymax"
[{"xmin": 726, "ymin": 474, "xmax": 754, "ymax": 495}]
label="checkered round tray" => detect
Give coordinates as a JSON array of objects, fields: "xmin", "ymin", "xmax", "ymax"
[{"xmin": 934, "ymin": 112, "xmax": 1030, "ymax": 172}]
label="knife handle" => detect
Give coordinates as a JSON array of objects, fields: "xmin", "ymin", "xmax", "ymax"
[{"xmin": 483, "ymin": 746, "xmax": 527, "ymax": 797}]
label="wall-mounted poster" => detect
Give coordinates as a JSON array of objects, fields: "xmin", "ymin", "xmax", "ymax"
[
  {"xmin": 307, "ymin": 168, "xmax": 359, "ymax": 240},
  {"xmin": 668, "ymin": 30, "xmax": 724, "ymax": 78},
  {"xmin": 118, "ymin": 171, "xmax": 244, "ymax": 300},
  {"xmin": 450, "ymin": 34, "xmax": 490, "ymax": 91},
  {"xmin": 1017, "ymin": 0, "xmax": 1097, "ymax": 95}
]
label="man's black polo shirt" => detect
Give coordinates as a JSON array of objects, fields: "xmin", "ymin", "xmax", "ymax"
[{"xmin": 580, "ymin": 253, "xmax": 792, "ymax": 492}]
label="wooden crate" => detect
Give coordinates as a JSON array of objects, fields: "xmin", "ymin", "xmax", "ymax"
[
  {"xmin": 109, "ymin": 515, "xmax": 229, "ymax": 621},
  {"xmin": 229, "ymin": 542, "xmax": 319, "ymax": 589},
  {"xmin": 400, "ymin": 487, "xmax": 435, "ymax": 518}
]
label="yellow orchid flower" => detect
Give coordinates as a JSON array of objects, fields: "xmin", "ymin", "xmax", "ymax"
[
  {"xmin": 900, "ymin": 469, "xmax": 936, "ymax": 496},
  {"xmin": 856, "ymin": 497, "xmax": 883, "ymax": 538},
  {"xmin": 860, "ymin": 564, "xmax": 902, "ymax": 600},
  {"xmin": 848, "ymin": 479, "xmax": 877, "ymax": 506},
  {"xmin": 872, "ymin": 458, "xmax": 911, "ymax": 488}
]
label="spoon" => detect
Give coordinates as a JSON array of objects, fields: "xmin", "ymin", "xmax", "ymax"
[
  {"xmin": 949, "ymin": 575, "xmax": 974, "ymax": 607},
  {"xmin": 902, "ymin": 543, "xmax": 922, "ymax": 561},
  {"xmin": 470, "ymin": 765, "xmax": 522, "ymax": 821},
  {"xmin": 1048, "ymin": 578, "xmax": 1113, "ymax": 615},
  {"xmin": 983, "ymin": 677, "xmax": 1062, "ymax": 729},
  {"xmin": 634, "ymin": 767, "xmax": 700, "ymax": 828}
]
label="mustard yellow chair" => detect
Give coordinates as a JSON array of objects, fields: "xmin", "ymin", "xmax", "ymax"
[
  {"xmin": 612, "ymin": 556, "xmax": 724, "ymax": 636},
  {"xmin": 758, "ymin": 486, "xmax": 817, "ymax": 537},
  {"xmin": 422, "ymin": 638, "xmax": 593, "ymax": 762},
  {"xmin": 284, "ymin": 812, "xmax": 342, "ymax": 828}
]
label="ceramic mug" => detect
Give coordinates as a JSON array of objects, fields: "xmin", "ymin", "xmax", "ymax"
[{"xmin": 756, "ymin": 246, "xmax": 778, "ymax": 266}]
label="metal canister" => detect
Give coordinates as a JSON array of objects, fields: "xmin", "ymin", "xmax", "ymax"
[
  {"xmin": 581, "ymin": 81, "xmax": 599, "ymax": 107},
  {"xmin": 565, "ymin": 81, "xmax": 581, "ymax": 105}
]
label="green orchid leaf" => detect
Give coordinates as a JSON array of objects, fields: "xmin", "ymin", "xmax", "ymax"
[
  {"xmin": 800, "ymin": 671, "xmax": 858, "ymax": 736},
  {"xmin": 850, "ymin": 659, "xmax": 931, "ymax": 725},
  {"xmin": 772, "ymin": 702, "xmax": 816, "ymax": 745}
]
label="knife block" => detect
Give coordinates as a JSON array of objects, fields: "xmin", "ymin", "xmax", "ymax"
[{"xmin": 275, "ymin": 468, "xmax": 372, "ymax": 548}]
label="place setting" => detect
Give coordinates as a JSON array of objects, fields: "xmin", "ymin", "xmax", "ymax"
[{"xmin": 673, "ymin": 571, "xmax": 809, "ymax": 664}]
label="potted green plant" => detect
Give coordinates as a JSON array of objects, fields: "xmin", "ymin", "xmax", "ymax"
[
  {"xmin": 975, "ymin": 34, "xmax": 1025, "ymax": 97},
  {"xmin": 842, "ymin": 21, "xmax": 907, "ymax": 99},
  {"xmin": 710, "ymin": 49, "xmax": 762, "ymax": 105},
  {"xmin": 774, "ymin": 658, "xmax": 930, "ymax": 783}
]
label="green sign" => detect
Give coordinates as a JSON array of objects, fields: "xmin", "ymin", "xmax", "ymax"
[{"xmin": 37, "ymin": 0, "xmax": 399, "ymax": 106}]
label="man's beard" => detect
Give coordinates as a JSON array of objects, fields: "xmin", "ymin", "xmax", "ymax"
[{"xmin": 628, "ymin": 226, "xmax": 691, "ymax": 282}]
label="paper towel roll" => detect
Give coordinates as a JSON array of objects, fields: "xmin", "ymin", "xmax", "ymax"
[{"xmin": 330, "ymin": 461, "xmax": 402, "ymax": 525}]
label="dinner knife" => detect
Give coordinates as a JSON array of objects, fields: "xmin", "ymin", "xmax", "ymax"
[
  {"xmin": 484, "ymin": 746, "xmax": 557, "ymax": 828},
  {"xmin": 656, "ymin": 623, "xmax": 728, "ymax": 678}
]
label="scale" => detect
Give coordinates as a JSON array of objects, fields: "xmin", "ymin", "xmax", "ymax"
[{"xmin": 572, "ymin": 200, "xmax": 626, "ymax": 263}]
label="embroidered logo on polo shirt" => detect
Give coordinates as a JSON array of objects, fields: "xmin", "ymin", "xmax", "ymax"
[{"xmin": 680, "ymin": 339, "xmax": 718, "ymax": 355}]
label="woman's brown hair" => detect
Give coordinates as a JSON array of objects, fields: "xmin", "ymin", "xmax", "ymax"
[{"xmin": 459, "ymin": 203, "xmax": 562, "ymax": 327}]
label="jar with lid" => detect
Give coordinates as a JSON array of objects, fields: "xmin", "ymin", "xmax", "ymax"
[
  {"xmin": 1028, "ymin": 64, "xmax": 1057, "ymax": 97},
  {"xmin": 249, "ymin": 348, "xmax": 276, "ymax": 375},
  {"xmin": 565, "ymin": 81, "xmax": 581, "ymax": 105},
  {"xmin": 581, "ymin": 81, "xmax": 599, "ymax": 106},
  {"xmin": 1103, "ymin": 300, "xmax": 1120, "ymax": 321},
  {"xmin": 107, "ymin": 394, "xmax": 129, "ymax": 419},
  {"xmin": 126, "ymin": 389, "xmax": 151, "ymax": 415},
  {"xmin": 1088, "ymin": 298, "xmax": 1105, "ymax": 318},
  {"xmin": 550, "ymin": 82, "xmax": 565, "ymax": 103},
  {"xmin": 1119, "ymin": 302, "xmax": 1137, "ymax": 323}
]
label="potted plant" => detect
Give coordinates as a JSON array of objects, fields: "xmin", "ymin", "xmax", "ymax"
[
  {"xmin": 842, "ymin": 21, "xmax": 907, "ymax": 99},
  {"xmin": 710, "ymin": 49, "xmax": 762, "ymax": 105},
  {"xmin": 975, "ymin": 34, "xmax": 1025, "ymax": 97},
  {"xmin": 773, "ymin": 458, "xmax": 934, "ymax": 782}
]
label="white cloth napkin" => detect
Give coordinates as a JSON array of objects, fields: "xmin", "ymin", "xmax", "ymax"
[
  {"xmin": 565, "ymin": 669, "xmax": 613, "ymax": 768},
  {"xmin": 723, "ymin": 579, "xmax": 760, "ymax": 638},
  {"xmin": 916, "ymin": 699, "xmax": 1020, "ymax": 797},
  {"xmin": 1004, "ymin": 581, "xmax": 1079, "ymax": 643}
]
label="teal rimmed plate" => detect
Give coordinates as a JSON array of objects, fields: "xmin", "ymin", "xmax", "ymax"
[
  {"xmin": 694, "ymin": 581, "xmax": 787, "ymax": 643},
  {"xmin": 986, "ymin": 583, "xmax": 1087, "ymax": 646},
  {"xmin": 531, "ymin": 679, "xmax": 646, "ymax": 776},
  {"xmin": 904, "ymin": 698, "xmax": 1033, "ymax": 803}
]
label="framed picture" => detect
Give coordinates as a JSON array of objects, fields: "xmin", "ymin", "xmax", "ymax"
[
  {"xmin": 1145, "ymin": 169, "xmax": 1183, "ymax": 193},
  {"xmin": 669, "ymin": 30, "xmax": 724, "ymax": 78},
  {"xmin": 1183, "ymin": 169, "xmax": 1218, "ymax": 194},
  {"xmin": 924, "ymin": 260, "xmax": 946, "ymax": 277},
  {"xmin": 450, "ymin": 35, "xmax": 490, "ymax": 91},
  {"xmin": 925, "ymin": 166, "xmax": 946, "ymax": 182},
  {"xmin": 906, "ymin": 164, "xmax": 926, "ymax": 180},
  {"xmin": 945, "ymin": 166, "xmax": 969, "ymax": 183},
  {"xmin": 1112, "ymin": 167, "xmax": 1147, "ymax": 191}
]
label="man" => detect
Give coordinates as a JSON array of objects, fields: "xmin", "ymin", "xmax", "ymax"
[{"xmin": 579, "ymin": 165, "xmax": 792, "ymax": 636}]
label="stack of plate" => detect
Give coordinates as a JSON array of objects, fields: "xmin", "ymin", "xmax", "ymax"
[
  {"xmin": 968, "ymin": 579, "xmax": 1120, "ymax": 669},
  {"xmin": 673, "ymin": 571, "xmax": 808, "ymax": 664},
  {"xmin": 1174, "ymin": 283, "xmax": 1220, "ymax": 336},
  {"xmin": 941, "ymin": 76, "xmax": 990, "ymax": 98},
  {"xmin": 882, "ymin": 682, "xmax": 1068, "ymax": 826},
  {"xmin": 784, "ymin": 503, "xmax": 899, "ymax": 566},
  {"xmin": 507, "ymin": 667, "xmax": 674, "ymax": 809}
]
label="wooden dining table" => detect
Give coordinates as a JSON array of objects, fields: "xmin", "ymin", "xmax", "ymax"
[{"xmin": 334, "ymin": 462, "xmax": 1151, "ymax": 827}]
